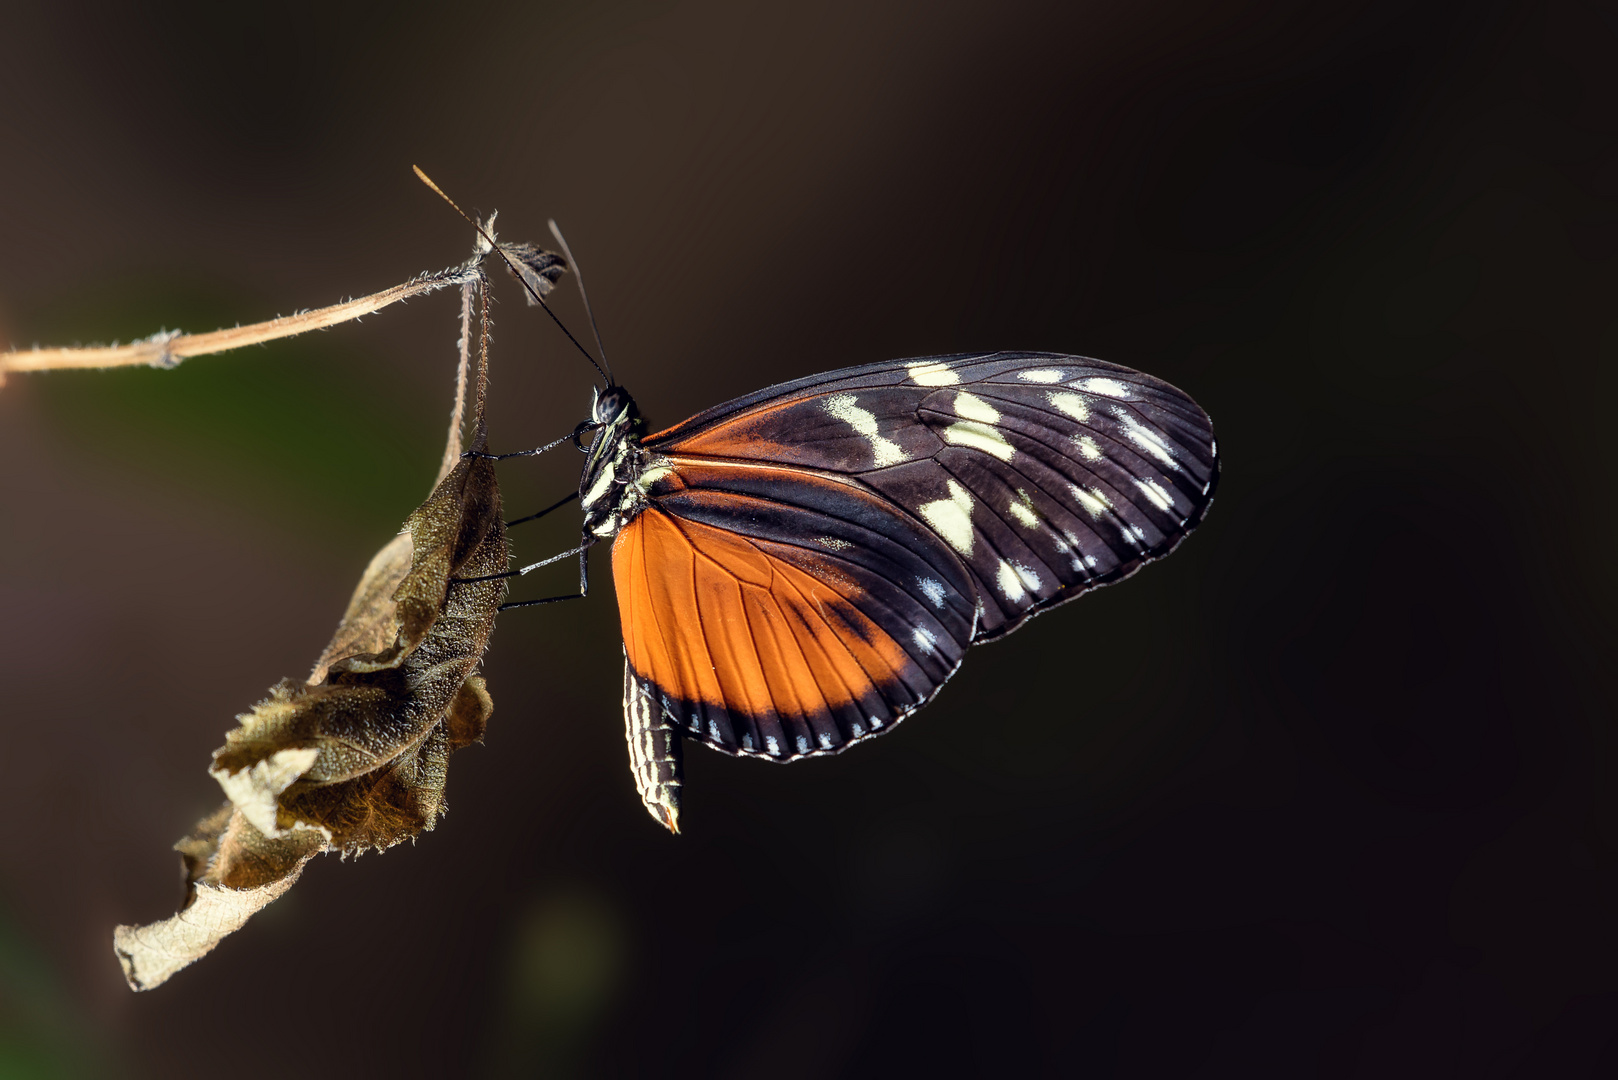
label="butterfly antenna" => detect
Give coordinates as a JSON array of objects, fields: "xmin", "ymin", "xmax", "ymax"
[
  {"xmin": 547, "ymin": 219, "xmax": 613, "ymax": 386},
  {"xmin": 413, "ymin": 166, "xmax": 611, "ymax": 388}
]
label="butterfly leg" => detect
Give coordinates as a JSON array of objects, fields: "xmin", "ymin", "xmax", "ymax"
[
  {"xmin": 505, "ymin": 490, "xmax": 578, "ymax": 529},
  {"xmin": 494, "ymin": 538, "xmax": 597, "ymax": 611},
  {"xmin": 450, "ymin": 488, "xmax": 583, "ymax": 589},
  {"xmin": 497, "ymin": 594, "xmax": 583, "ymax": 610},
  {"xmin": 463, "ymin": 427, "xmax": 584, "ymax": 462}
]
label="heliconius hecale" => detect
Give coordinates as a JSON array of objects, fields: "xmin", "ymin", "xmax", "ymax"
[{"xmin": 565, "ymin": 352, "xmax": 1218, "ymax": 832}]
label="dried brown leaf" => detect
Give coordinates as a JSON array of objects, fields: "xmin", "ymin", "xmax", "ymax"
[
  {"xmin": 208, "ymin": 451, "xmax": 507, "ymax": 819},
  {"xmin": 114, "ymin": 276, "xmax": 512, "ymax": 990}
]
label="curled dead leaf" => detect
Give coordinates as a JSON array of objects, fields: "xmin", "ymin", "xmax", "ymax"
[
  {"xmin": 114, "ymin": 267, "xmax": 527, "ymax": 990},
  {"xmin": 207, "ymin": 450, "xmax": 507, "ymax": 831}
]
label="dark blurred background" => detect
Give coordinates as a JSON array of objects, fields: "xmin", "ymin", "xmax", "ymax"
[{"xmin": 1, "ymin": 0, "xmax": 1614, "ymax": 1075}]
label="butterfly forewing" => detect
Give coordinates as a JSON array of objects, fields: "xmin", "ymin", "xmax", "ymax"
[{"xmin": 644, "ymin": 352, "xmax": 1218, "ymax": 639}]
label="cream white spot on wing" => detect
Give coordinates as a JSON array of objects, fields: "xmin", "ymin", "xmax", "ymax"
[
  {"xmin": 796, "ymin": 735, "xmax": 810, "ymax": 754},
  {"xmin": 1116, "ymin": 410, "xmax": 1180, "ymax": 470},
  {"xmin": 708, "ymin": 719, "xmax": 721, "ymax": 740},
  {"xmin": 817, "ymin": 536, "xmax": 853, "ymax": 551},
  {"xmin": 996, "ymin": 559, "xmax": 1027, "ymax": 603},
  {"xmin": 1013, "ymin": 561, "xmax": 1042, "ymax": 592},
  {"xmin": 943, "ymin": 421, "xmax": 1015, "ymax": 461},
  {"xmin": 1075, "ymin": 434, "xmax": 1102, "ymax": 460},
  {"xmin": 953, "ymin": 392, "xmax": 1000, "ymax": 423},
  {"xmin": 869, "ymin": 714, "xmax": 885, "ymax": 730},
  {"xmin": 912, "ymin": 627, "xmax": 939, "ymax": 655},
  {"xmin": 917, "ymin": 576, "xmax": 948, "ymax": 608},
  {"xmin": 851, "ymin": 720, "xmax": 865, "ymax": 737},
  {"xmin": 765, "ymin": 735, "xmax": 780, "ymax": 755},
  {"xmin": 918, "ymin": 480, "xmax": 976, "ymax": 556},
  {"xmin": 908, "ymin": 361, "xmax": 959, "ymax": 386},
  {"xmin": 1135, "ymin": 477, "xmax": 1176, "ymax": 513},
  {"xmin": 1069, "ymin": 484, "xmax": 1112, "ymax": 519},
  {"xmin": 1047, "ymin": 391, "xmax": 1090, "ymax": 422},
  {"xmin": 1008, "ymin": 494, "xmax": 1040, "ymax": 529},
  {"xmin": 825, "ymin": 393, "xmax": 906, "ymax": 467},
  {"xmin": 742, "ymin": 732, "xmax": 755, "ymax": 750},
  {"xmin": 1018, "ymin": 369, "xmax": 1065, "ymax": 383},
  {"xmin": 817, "ymin": 732, "xmax": 835, "ymax": 749},
  {"xmin": 1078, "ymin": 377, "xmax": 1131, "ymax": 398}
]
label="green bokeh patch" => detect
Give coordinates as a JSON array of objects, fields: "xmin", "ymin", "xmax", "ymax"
[{"xmin": 27, "ymin": 278, "xmax": 446, "ymax": 543}]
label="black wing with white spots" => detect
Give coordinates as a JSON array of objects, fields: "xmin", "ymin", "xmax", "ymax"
[{"xmin": 643, "ymin": 351, "xmax": 1218, "ymax": 640}]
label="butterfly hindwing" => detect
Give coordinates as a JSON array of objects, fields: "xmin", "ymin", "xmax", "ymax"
[
  {"xmin": 611, "ymin": 459, "xmax": 976, "ymax": 768},
  {"xmin": 645, "ymin": 352, "xmax": 1218, "ymax": 639}
]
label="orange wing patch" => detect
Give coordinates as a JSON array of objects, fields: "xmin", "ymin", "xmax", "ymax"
[{"xmin": 612, "ymin": 506, "xmax": 918, "ymax": 755}]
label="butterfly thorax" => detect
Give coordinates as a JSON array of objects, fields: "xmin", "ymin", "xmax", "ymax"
[{"xmin": 579, "ymin": 387, "xmax": 668, "ymax": 540}]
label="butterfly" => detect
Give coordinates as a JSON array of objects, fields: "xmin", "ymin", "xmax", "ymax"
[
  {"xmin": 565, "ymin": 352, "xmax": 1218, "ymax": 832},
  {"xmin": 413, "ymin": 171, "xmax": 1218, "ymax": 834}
]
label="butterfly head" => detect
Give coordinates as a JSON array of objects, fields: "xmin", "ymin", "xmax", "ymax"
[{"xmin": 591, "ymin": 384, "xmax": 637, "ymax": 426}]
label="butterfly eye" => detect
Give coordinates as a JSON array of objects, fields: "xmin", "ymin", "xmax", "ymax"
[{"xmin": 593, "ymin": 386, "xmax": 631, "ymax": 423}]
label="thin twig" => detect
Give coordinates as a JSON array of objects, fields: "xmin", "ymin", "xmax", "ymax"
[
  {"xmin": 473, "ymin": 273, "xmax": 492, "ymax": 452},
  {"xmin": 0, "ymin": 264, "xmax": 482, "ymax": 384},
  {"xmin": 436, "ymin": 280, "xmax": 477, "ymax": 485}
]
